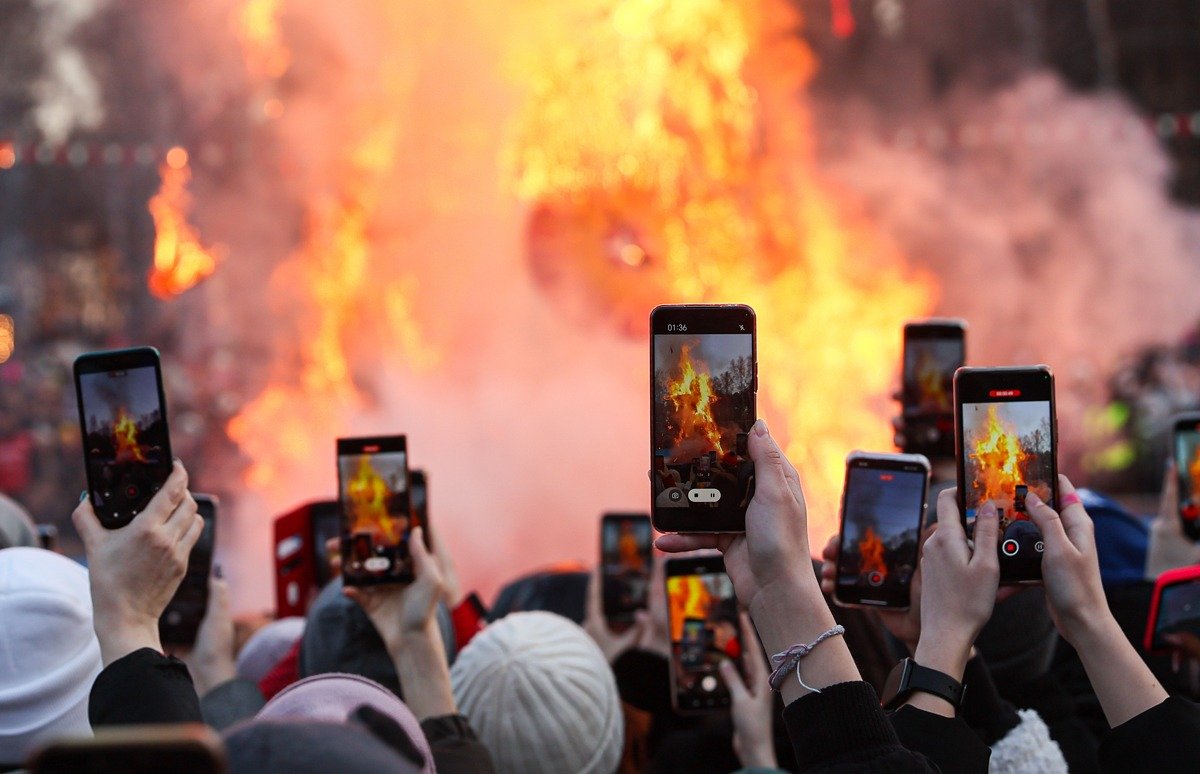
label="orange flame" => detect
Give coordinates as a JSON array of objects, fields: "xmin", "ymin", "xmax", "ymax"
[
  {"xmin": 113, "ymin": 408, "xmax": 148, "ymax": 464},
  {"xmin": 668, "ymin": 575, "xmax": 713, "ymax": 641},
  {"xmin": 969, "ymin": 404, "xmax": 1029, "ymax": 507},
  {"xmin": 915, "ymin": 349, "xmax": 950, "ymax": 413},
  {"xmin": 859, "ymin": 526, "xmax": 887, "ymax": 578},
  {"xmin": 347, "ymin": 456, "xmax": 401, "ymax": 544},
  {"xmin": 234, "ymin": 0, "xmax": 290, "ymax": 80},
  {"xmin": 147, "ymin": 148, "xmax": 222, "ymax": 298},
  {"xmin": 667, "ymin": 345, "xmax": 725, "ymax": 455}
]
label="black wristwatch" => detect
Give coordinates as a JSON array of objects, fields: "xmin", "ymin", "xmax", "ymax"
[{"xmin": 881, "ymin": 658, "xmax": 965, "ymax": 711}]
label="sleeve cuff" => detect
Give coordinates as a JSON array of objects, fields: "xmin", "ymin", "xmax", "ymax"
[
  {"xmin": 782, "ymin": 681, "xmax": 899, "ymax": 768},
  {"xmin": 89, "ymin": 647, "xmax": 202, "ymax": 727}
]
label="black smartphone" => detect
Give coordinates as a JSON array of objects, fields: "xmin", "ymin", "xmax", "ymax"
[
  {"xmin": 600, "ymin": 513, "xmax": 653, "ymax": 624},
  {"xmin": 338, "ymin": 435, "xmax": 412, "ymax": 586},
  {"xmin": 410, "ymin": 469, "xmax": 430, "ymax": 543},
  {"xmin": 955, "ymin": 366, "xmax": 1057, "ymax": 584},
  {"xmin": 29, "ymin": 724, "xmax": 225, "ymax": 774},
  {"xmin": 651, "ymin": 304, "xmax": 757, "ymax": 533},
  {"xmin": 901, "ymin": 320, "xmax": 965, "ymax": 459},
  {"xmin": 310, "ymin": 500, "xmax": 343, "ymax": 589},
  {"xmin": 160, "ymin": 494, "xmax": 217, "ymax": 647},
  {"xmin": 1144, "ymin": 566, "xmax": 1200, "ymax": 654},
  {"xmin": 665, "ymin": 555, "xmax": 743, "ymax": 713},
  {"xmin": 1171, "ymin": 412, "xmax": 1200, "ymax": 542},
  {"xmin": 74, "ymin": 347, "xmax": 173, "ymax": 529},
  {"xmin": 36, "ymin": 524, "xmax": 59, "ymax": 552},
  {"xmin": 834, "ymin": 452, "xmax": 930, "ymax": 609}
]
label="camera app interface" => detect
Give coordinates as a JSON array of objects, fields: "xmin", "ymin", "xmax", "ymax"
[
  {"xmin": 602, "ymin": 518, "xmax": 652, "ymax": 618},
  {"xmin": 653, "ymin": 331, "xmax": 754, "ymax": 518},
  {"xmin": 339, "ymin": 447, "xmax": 411, "ymax": 583},
  {"xmin": 962, "ymin": 399, "xmax": 1053, "ymax": 564},
  {"xmin": 667, "ymin": 570, "xmax": 741, "ymax": 709},
  {"xmin": 1175, "ymin": 427, "xmax": 1200, "ymax": 529},
  {"xmin": 904, "ymin": 337, "xmax": 961, "ymax": 416},
  {"xmin": 1153, "ymin": 581, "xmax": 1200, "ymax": 651},
  {"xmin": 838, "ymin": 467, "xmax": 924, "ymax": 599},
  {"xmin": 79, "ymin": 366, "xmax": 170, "ymax": 519}
]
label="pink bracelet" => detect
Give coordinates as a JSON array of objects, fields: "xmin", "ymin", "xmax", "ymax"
[{"xmin": 767, "ymin": 625, "xmax": 845, "ymax": 693}]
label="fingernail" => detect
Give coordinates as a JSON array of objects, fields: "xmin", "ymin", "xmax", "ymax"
[
  {"xmin": 79, "ymin": 491, "xmax": 88, "ymax": 503},
  {"xmin": 1027, "ymin": 491, "xmax": 1042, "ymax": 506},
  {"xmin": 753, "ymin": 419, "xmax": 768, "ymax": 437},
  {"xmin": 980, "ymin": 501, "xmax": 997, "ymax": 518},
  {"xmin": 719, "ymin": 660, "xmax": 732, "ymax": 673}
]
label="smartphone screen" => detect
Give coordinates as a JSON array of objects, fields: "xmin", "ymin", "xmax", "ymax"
[
  {"xmin": 956, "ymin": 367, "xmax": 1057, "ymax": 583},
  {"xmin": 1172, "ymin": 414, "xmax": 1200, "ymax": 541},
  {"xmin": 651, "ymin": 305, "xmax": 756, "ymax": 533},
  {"xmin": 666, "ymin": 556, "xmax": 742, "ymax": 712},
  {"xmin": 338, "ymin": 436, "xmax": 412, "ymax": 586},
  {"xmin": 901, "ymin": 321, "xmax": 964, "ymax": 458},
  {"xmin": 160, "ymin": 494, "xmax": 217, "ymax": 647},
  {"xmin": 601, "ymin": 513, "xmax": 653, "ymax": 623},
  {"xmin": 74, "ymin": 348, "xmax": 172, "ymax": 529},
  {"xmin": 1150, "ymin": 578, "xmax": 1200, "ymax": 651},
  {"xmin": 835, "ymin": 454, "xmax": 929, "ymax": 608}
]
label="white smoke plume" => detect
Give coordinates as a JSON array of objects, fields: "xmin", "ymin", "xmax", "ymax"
[{"xmin": 29, "ymin": 0, "xmax": 106, "ymax": 144}]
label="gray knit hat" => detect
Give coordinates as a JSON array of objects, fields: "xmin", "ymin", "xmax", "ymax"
[{"xmin": 451, "ymin": 611, "xmax": 623, "ymax": 774}]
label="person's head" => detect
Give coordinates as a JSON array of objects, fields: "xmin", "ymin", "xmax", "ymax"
[
  {"xmin": 0, "ymin": 547, "xmax": 103, "ymax": 765},
  {"xmin": 0, "ymin": 495, "xmax": 38, "ymax": 550},
  {"xmin": 451, "ymin": 611, "xmax": 623, "ymax": 774},
  {"xmin": 237, "ymin": 617, "xmax": 306, "ymax": 683}
]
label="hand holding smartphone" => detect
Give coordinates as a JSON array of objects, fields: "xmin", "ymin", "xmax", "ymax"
[
  {"xmin": 834, "ymin": 452, "xmax": 930, "ymax": 609},
  {"xmin": 74, "ymin": 347, "xmax": 173, "ymax": 529},
  {"xmin": 651, "ymin": 305, "xmax": 757, "ymax": 533},
  {"xmin": 665, "ymin": 555, "xmax": 743, "ymax": 713},
  {"xmin": 600, "ymin": 513, "xmax": 653, "ymax": 624},
  {"xmin": 338, "ymin": 435, "xmax": 416, "ymax": 586},
  {"xmin": 954, "ymin": 366, "xmax": 1058, "ymax": 584}
]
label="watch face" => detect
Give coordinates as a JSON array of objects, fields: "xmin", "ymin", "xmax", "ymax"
[{"xmin": 882, "ymin": 658, "xmax": 913, "ymax": 709}]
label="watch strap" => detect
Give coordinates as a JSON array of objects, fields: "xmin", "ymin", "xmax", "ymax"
[{"xmin": 883, "ymin": 658, "xmax": 965, "ymax": 711}]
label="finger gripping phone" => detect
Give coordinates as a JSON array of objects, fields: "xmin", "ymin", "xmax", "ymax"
[
  {"xmin": 74, "ymin": 347, "xmax": 173, "ymax": 529},
  {"xmin": 600, "ymin": 513, "xmax": 653, "ymax": 624},
  {"xmin": 665, "ymin": 555, "xmax": 743, "ymax": 713},
  {"xmin": 901, "ymin": 320, "xmax": 965, "ymax": 459},
  {"xmin": 1170, "ymin": 413, "xmax": 1200, "ymax": 542},
  {"xmin": 651, "ymin": 305, "xmax": 757, "ymax": 533},
  {"xmin": 954, "ymin": 366, "xmax": 1058, "ymax": 584},
  {"xmin": 834, "ymin": 452, "xmax": 930, "ymax": 609},
  {"xmin": 160, "ymin": 494, "xmax": 217, "ymax": 647},
  {"xmin": 338, "ymin": 435, "xmax": 413, "ymax": 586},
  {"xmin": 1144, "ymin": 565, "xmax": 1200, "ymax": 654}
]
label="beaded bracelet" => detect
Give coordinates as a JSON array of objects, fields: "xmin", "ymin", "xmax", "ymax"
[{"xmin": 767, "ymin": 625, "xmax": 846, "ymax": 693}]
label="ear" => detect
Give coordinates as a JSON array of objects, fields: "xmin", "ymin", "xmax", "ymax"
[{"xmin": 349, "ymin": 704, "xmax": 426, "ymax": 767}]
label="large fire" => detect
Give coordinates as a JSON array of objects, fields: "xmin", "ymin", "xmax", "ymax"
[
  {"xmin": 667, "ymin": 574, "xmax": 713, "ymax": 641},
  {"xmin": 667, "ymin": 345, "xmax": 725, "ymax": 456},
  {"xmin": 346, "ymin": 456, "xmax": 400, "ymax": 544},
  {"xmin": 147, "ymin": 147, "xmax": 222, "ymax": 299},
  {"xmin": 969, "ymin": 404, "xmax": 1029, "ymax": 508},
  {"xmin": 858, "ymin": 526, "xmax": 887, "ymax": 579},
  {"xmin": 113, "ymin": 408, "xmax": 148, "ymax": 464}
]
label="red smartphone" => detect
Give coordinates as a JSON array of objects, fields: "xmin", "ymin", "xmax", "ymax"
[
  {"xmin": 834, "ymin": 452, "xmax": 929, "ymax": 609},
  {"xmin": 1144, "ymin": 565, "xmax": 1200, "ymax": 655},
  {"xmin": 74, "ymin": 347, "xmax": 173, "ymax": 529},
  {"xmin": 650, "ymin": 304, "xmax": 757, "ymax": 534},
  {"xmin": 160, "ymin": 494, "xmax": 217, "ymax": 647},
  {"xmin": 901, "ymin": 320, "xmax": 965, "ymax": 459},
  {"xmin": 338, "ymin": 435, "xmax": 413, "ymax": 586},
  {"xmin": 955, "ymin": 366, "xmax": 1057, "ymax": 584},
  {"xmin": 273, "ymin": 499, "xmax": 338, "ymax": 618},
  {"xmin": 665, "ymin": 555, "xmax": 743, "ymax": 713},
  {"xmin": 600, "ymin": 513, "xmax": 653, "ymax": 624},
  {"xmin": 1170, "ymin": 412, "xmax": 1200, "ymax": 542}
]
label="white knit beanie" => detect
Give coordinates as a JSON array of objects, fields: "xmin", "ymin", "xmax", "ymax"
[
  {"xmin": 450, "ymin": 611, "xmax": 623, "ymax": 774},
  {"xmin": 0, "ymin": 547, "xmax": 102, "ymax": 765}
]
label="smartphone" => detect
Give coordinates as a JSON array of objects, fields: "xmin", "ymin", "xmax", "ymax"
[
  {"xmin": 834, "ymin": 452, "xmax": 930, "ymax": 609},
  {"xmin": 955, "ymin": 366, "xmax": 1057, "ymax": 584},
  {"xmin": 600, "ymin": 513, "xmax": 653, "ymax": 624},
  {"xmin": 160, "ymin": 494, "xmax": 217, "ymax": 647},
  {"xmin": 651, "ymin": 304, "xmax": 757, "ymax": 533},
  {"xmin": 29, "ymin": 724, "xmax": 225, "ymax": 773},
  {"xmin": 1144, "ymin": 565, "xmax": 1200, "ymax": 655},
  {"xmin": 410, "ymin": 469, "xmax": 430, "ymax": 542},
  {"xmin": 310, "ymin": 500, "xmax": 343, "ymax": 588},
  {"xmin": 665, "ymin": 555, "xmax": 743, "ymax": 713},
  {"xmin": 74, "ymin": 347, "xmax": 173, "ymax": 529},
  {"xmin": 36, "ymin": 524, "xmax": 58, "ymax": 552},
  {"xmin": 1170, "ymin": 412, "xmax": 1200, "ymax": 541},
  {"xmin": 901, "ymin": 320, "xmax": 966, "ymax": 459},
  {"xmin": 338, "ymin": 435, "xmax": 412, "ymax": 586}
]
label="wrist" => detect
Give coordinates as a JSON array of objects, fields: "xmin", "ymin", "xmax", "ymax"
[
  {"xmin": 95, "ymin": 616, "xmax": 163, "ymax": 667},
  {"xmin": 747, "ymin": 578, "xmax": 832, "ymax": 654},
  {"xmin": 1060, "ymin": 609, "xmax": 1122, "ymax": 651},
  {"xmin": 913, "ymin": 637, "xmax": 970, "ymax": 683}
]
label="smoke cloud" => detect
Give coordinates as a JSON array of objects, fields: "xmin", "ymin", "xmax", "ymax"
[{"xmin": 29, "ymin": 0, "xmax": 105, "ymax": 144}]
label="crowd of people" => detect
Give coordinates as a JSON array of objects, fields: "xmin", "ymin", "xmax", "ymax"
[{"xmin": 3, "ymin": 390, "xmax": 1200, "ymax": 772}]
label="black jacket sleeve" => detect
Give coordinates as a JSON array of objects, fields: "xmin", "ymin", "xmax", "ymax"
[
  {"xmin": 783, "ymin": 680, "xmax": 980, "ymax": 772},
  {"xmin": 889, "ymin": 704, "xmax": 991, "ymax": 773},
  {"xmin": 1098, "ymin": 697, "xmax": 1200, "ymax": 774},
  {"xmin": 89, "ymin": 647, "xmax": 203, "ymax": 727},
  {"xmin": 959, "ymin": 654, "xmax": 1021, "ymax": 745},
  {"xmin": 420, "ymin": 714, "xmax": 497, "ymax": 774}
]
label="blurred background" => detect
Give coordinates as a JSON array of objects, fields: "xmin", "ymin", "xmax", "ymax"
[{"xmin": 1, "ymin": 0, "xmax": 1199, "ymax": 613}]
